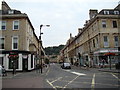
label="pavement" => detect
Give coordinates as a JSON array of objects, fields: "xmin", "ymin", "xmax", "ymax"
[
  {"xmin": 71, "ymin": 65, "xmax": 120, "ymax": 73},
  {"xmin": 1, "ymin": 64, "xmax": 120, "ymax": 79},
  {"xmin": 98, "ymin": 68, "xmax": 120, "ymax": 73},
  {"xmin": 1, "ymin": 66, "xmax": 49, "ymax": 79}
]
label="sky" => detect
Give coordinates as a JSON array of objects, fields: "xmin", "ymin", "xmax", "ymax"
[{"xmin": 3, "ymin": 0, "xmax": 120, "ymax": 47}]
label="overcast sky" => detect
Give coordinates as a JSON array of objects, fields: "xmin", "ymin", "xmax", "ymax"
[{"xmin": 4, "ymin": 0, "xmax": 120, "ymax": 47}]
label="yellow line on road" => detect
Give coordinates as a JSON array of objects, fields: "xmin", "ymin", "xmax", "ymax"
[
  {"xmin": 91, "ymin": 73, "xmax": 95, "ymax": 88},
  {"xmin": 46, "ymin": 79, "xmax": 57, "ymax": 90},
  {"xmin": 51, "ymin": 77, "xmax": 62, "ymax": 84},
  {"xmin": 63, "ymin": 75, "xmax": 79, "ymax": 88}
]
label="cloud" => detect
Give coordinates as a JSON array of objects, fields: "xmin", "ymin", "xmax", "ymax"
[
  {"xmin": 5, "ymin": 0, "xmax": 120, "ymax": 3},
  {"xmin": 4, "ymin": 0, "xmax": 119, "ymax": 47}
]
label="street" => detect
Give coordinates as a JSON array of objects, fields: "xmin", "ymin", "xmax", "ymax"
[{"xmin": 2, "ymin": 63, "xmax": 120, "ymax": 89}]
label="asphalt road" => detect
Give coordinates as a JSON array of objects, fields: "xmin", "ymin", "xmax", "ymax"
[{"xmin": 2, "ymin": 63, "xmax": 120, "ymax": 90}]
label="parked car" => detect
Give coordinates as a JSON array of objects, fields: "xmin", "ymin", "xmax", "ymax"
[{"xmin": 61, "ymin": 63, "xmax": 71, "ymax": 69}]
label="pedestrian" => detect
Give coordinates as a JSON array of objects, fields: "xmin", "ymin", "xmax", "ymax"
[
  {"xmin": 102, "ymin": 59, "xmax": 105, "ymax": 68},
  {"xmin": 2, "ymin": 66, "xmax": 7, "ymax": 76},
  {"xmin": 85, "ymin": 61, "xmax": 89, "ymax": 69}
]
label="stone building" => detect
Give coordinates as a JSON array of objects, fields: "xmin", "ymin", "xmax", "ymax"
[
  {"xmin": 61, "ymin": 3, "xmax": 120, "ymax": 67},
  {"xmin": 0, "ymin": 1, "xmax": 42, "ymax": 71}
]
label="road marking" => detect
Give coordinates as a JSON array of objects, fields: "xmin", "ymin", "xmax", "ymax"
[
  {"xmin": 51, "ymin": 77, "xmax": 62, "ymax": 84},
  {"xmin": 64, "ymin": 70, "xmax": 86, "ymax": 76},
  {"xmin": 91, "ymin": 73, "xmax": 95, "ymax": 88},
  {"xmin": 71, "ymin": 72, "xmax": 86, "ymax": 76},
  {"xmin": 55, "ymin": 86, "xmax": 63, "ymax": 88},
  {"xmin": 63, "ymin": 75, "xmax": 79, "ymax": 88},
  {"xmin": 46, "ymin": 79, "xmax": 57, "ymax": 90},
  {"xmin": 45, "ymin": 69, "xmax": 50, "ymax": 76},
  {"xmin": 111, "ymin": 73, "xmax": 120, "ymax": 81}
]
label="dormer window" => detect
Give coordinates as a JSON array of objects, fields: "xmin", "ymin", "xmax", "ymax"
[
  {"xmin": 8, "ymin": 10, "xmax": 14, "ymax": 14},
  {"xmin": 104, "ymin": 10, "xmax": 109, "ymax": 15},
  {"xmin": 114, "ymin": 11, "xmax": 119, "ymax": 15}
]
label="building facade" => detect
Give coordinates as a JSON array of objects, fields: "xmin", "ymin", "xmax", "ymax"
[
  {"xmin": 0, "ymin": 1, "xmax": 42, "ymax": 71},
  {"xmin": 61, "ymin": 4, "xmax": 120, "ymax": 67}
]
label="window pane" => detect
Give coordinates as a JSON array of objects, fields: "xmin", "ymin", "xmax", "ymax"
[
  {"xmin": 13, "ymin": 37, "xmax": 18, "ymax": 49},
  {"xmin": 1, "ymin": 21, "xmax": 6, "ymax": 30},
  {"xmin": 13, "ymin": 21, "xmax": 19, "ymax": 30},
  {"xmin": 102, "ymin": 21, "xmax": 106, "ymax": 28},
  {"xmin": 0, "ymin": 38, "xmax": 4, "ymax": 49},
  {"xmin": 114, "ymin": 36, "xmax": 118, "ymax": 47},
  {"xmin": 9, "ymin": 58, "xmax": 18, "ymax": 69},
  {"xmin": 104, "ymin": 36, "xmax": 108, "ymax": 42},
  {"xmin": 104, "ymin": 36, "xmax": 109, "ymax": 47},
  {"xmin": 113, "ymin": 21, "xmax": 117, "ymax": 28}
]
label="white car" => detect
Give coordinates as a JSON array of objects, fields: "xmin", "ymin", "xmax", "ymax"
[{"xmin": 61, "ymin": 63, "xmax": 71, "ymax": 69}]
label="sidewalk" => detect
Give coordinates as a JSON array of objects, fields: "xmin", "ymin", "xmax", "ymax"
[
  {"xmin": 98, "ymin": 68, "xmax": 120, "ymax": 73},
  {"xmin": 2, "ymin": 66, "xmax": 49, "ymax": 78},
  {"xmin": 71, "ymin": 65, "xmax": 120, "ymax": 73}
]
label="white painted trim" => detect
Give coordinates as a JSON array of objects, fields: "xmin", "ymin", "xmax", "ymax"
[
  {"xmin": 13, "ymin": 20, "xmax": 19, "ymax": 30},
  {"xmin": 28, "ymin": 54, "xmax": 31, "ymax": 70},
  {"xmin": 19, "ymin": 54, "xmax": 22, "ymax": 70},
  {"xmin": 12, "ymin": 36, "xmax": 19, "ymax": 50}
]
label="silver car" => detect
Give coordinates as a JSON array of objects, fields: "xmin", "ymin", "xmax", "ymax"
[{"xmin": 61, "ymin": 63, "xmax": 71, "ymax": 69}]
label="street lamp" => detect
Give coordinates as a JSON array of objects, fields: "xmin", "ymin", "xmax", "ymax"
[{"xmin": 39, "ymin": 24, "xmax": 50, "ymax": 73}]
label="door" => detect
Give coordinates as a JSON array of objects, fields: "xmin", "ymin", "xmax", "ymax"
[{"xmin": 22, "ymin": 58, "xmax": 28, "ymax": 71}]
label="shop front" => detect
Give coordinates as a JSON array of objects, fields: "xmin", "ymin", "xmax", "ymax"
[
  {"xmin": 93, "ymin": 48, "xmax": 119, "ymax": 68},
  {"xmin": 1, "ymin": 50, "xmax": 35, "ymax": 72}
]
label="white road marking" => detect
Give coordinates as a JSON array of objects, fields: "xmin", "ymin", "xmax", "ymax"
[
  {"xmin": 71, "ymin": 72, "xmax": 86, "ymax": 76},
  {"xmin": 111, "ymin": 73, "xmax": 120, "ymax": 81},
  {"xmin": 64, "ymin": 70, "xmax": 86, "ymax": 76},
  {"xmin": 91, "ymin": 73, "xmax": 95, "ymax": 88}
]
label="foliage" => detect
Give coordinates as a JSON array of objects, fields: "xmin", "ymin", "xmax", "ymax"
[{"xmin": 44, "ymin": 44, "xmax": 65, "ymax": 55}]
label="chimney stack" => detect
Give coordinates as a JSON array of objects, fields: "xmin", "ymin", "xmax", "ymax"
[
  {"xmin": 78, "ymin": 28, "xmax": 82, "ymax": 33},
  {"xmin": 89, "ymin": 9, "xmax": 98, "ymax": 19},
  {"xmin": 70, "ymin": 33, "xmax": 72, "ymax": 38}
]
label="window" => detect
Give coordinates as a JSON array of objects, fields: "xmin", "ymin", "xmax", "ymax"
[
  {"xmin": 93, "ymin": 39, "xmax": 95, "ymax": 48},
  {"xmin": 112, "ymin": 21, "xmax": 117, "ymax": 28},
  {"xmin": 114, "ymin": 11, "xmax": 119, "ymax": 15},
  {"xmin": 12, "ymin": 36, "xmax": 18, "ymax": 50},
  {"xmin": 9, "ymin": 58, "xmax": 18, "ymax": 69},
  {"xmin": 103, "ymin": 36, "xmax": 109, "ymax": 47},
  {"xmin": 104, "ymin": 11, "xmax": 109, "ymax": 15},
  {"xmin": 8, "ymin": 10, "xmax": 14, "ymax": 14},
  {"xmin": 102, "ymin": 20, "xmax": 106, "ymax": 28},
  {"xmin": 13, "ymin": 20, "xmax": 19, "ymax": 30},
  {"xmin": 0, "ymin": 21, "xmax": 6, "ymax": 30},
  {"xmin": 114, "ymin": 36, "xmax": 118, "ymax": 47},
  {"xmin": 0, "ymin": 37, "xmax": 5, "ymax": 49},
  {"xmin": 0, "ymin": 57, "xmax": 3, "ymax": 65},
  {"xmin": 96, "ymin": 37, "xmax": 99, "ymax": 48}
]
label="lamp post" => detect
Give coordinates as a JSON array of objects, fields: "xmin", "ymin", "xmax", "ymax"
[{"xmin": 39, "ymin": 24, "xmax": 50, "ymax": 73}]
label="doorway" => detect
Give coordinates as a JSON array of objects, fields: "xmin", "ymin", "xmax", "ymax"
[{"xmin": 22, "ymin": 58, "xmax": 28, "ymax": 71}]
